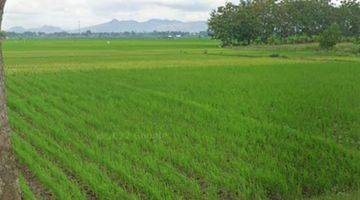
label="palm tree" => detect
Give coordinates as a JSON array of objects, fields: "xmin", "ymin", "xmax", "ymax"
[{"xmin": 0, "ymin": 0, "xmax": 21, "ymax": 199}]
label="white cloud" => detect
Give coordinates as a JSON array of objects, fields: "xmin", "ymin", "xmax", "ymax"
[{"xmin": 3, "ymin": 0, "xmax": 237, "ymax": 30}]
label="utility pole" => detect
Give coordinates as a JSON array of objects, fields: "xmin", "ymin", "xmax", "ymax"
[{"xmin": 78, "ymin": 20, "xmax": 81, "ymax": 36}]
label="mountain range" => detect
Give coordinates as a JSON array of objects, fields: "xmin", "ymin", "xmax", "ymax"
[
  {"xmin": 7, "ymin": 19, "xmax": 208, "ymax": 33},
  {"xmin": 8, "ymin": 25, "xmax": 64, "ymax": 34}
]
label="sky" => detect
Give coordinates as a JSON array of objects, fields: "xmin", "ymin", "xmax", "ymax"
[{"xmin": 3, "ymin": 0, "xmax": 238, "ymax": 30}]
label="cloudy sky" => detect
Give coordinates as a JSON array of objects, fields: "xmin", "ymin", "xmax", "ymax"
[{"xmin": 3, "ymin": 0, "xmax": 238, "ymax": 30}]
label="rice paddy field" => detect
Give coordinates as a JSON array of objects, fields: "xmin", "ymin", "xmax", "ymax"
[{"xmin": 3, "ymin": 39, "xmax": 360, "ymax": 199}]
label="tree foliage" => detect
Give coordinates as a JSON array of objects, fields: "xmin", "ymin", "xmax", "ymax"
[
  {"xmin": 319, "ymin": 23, "xmax": 341, "ymax": 49},
  {"xmin": 208, "ymin": 0, "xmax": 360, "ymax": 46}
]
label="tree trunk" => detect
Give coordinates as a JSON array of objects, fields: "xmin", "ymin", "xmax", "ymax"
[{"xmin": 0, "ymin": 0, "xmax": 21, "ymax": 199}]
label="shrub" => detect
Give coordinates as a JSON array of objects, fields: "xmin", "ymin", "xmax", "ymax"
[
  {"xmin": 355, "ymin": 37, "xmax": 360, "ymax": 45},
  {"xmin": 319, "ymin": 23, "xmax": 341, "ymax": 49},
  {"xmin": 267, "ymin": 35, "xmax": 282, "ymax": 45},
  {"xmin": 252, "ymin": 37, "xmax": 263, "ymax": 45},
  {"xmin": 286, "ymin": 35, "xmax": 315, "ymax": 44},
  {"xmin": 286, "ymin": 35, "xmax": 298, "ymax": 44},
  {"xmin": 313, "ymin": 35, "xmax": 321, "ymax": 43}
]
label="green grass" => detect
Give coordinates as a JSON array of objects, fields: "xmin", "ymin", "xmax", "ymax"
[
  {"xmin": 310, "ymin": 190, "xmax": 360, "ymax": 200},
  {"xmin": 3, "ymin": 39, "xmax": 360, "ymax": 199}
]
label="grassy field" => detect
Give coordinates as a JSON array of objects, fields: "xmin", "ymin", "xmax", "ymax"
[{"xmin": 3, "ymin": 39, "xmax": 360, "ymax": 199}]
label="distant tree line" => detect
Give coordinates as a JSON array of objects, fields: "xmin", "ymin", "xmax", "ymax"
[
  {"xmin": 208, "ymin": 0, "xmax": 360, "ymax": 46},
  {"xmin": 5, "ymin": 31, "xmax": 209, "ymax": 39}
]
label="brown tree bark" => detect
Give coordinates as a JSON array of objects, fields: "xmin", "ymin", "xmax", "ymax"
[{"xmin": 0, "ymin": 0, "xmax": 21, "ymax": 199}]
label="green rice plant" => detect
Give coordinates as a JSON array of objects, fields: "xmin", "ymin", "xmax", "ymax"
[
  {"xmin": 2, "ymin": 39, "xmax": 360, "ymax": 199},
  {"xmin": 19, "ymin": 174, "xmax": 37, "ymax": 200}
]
